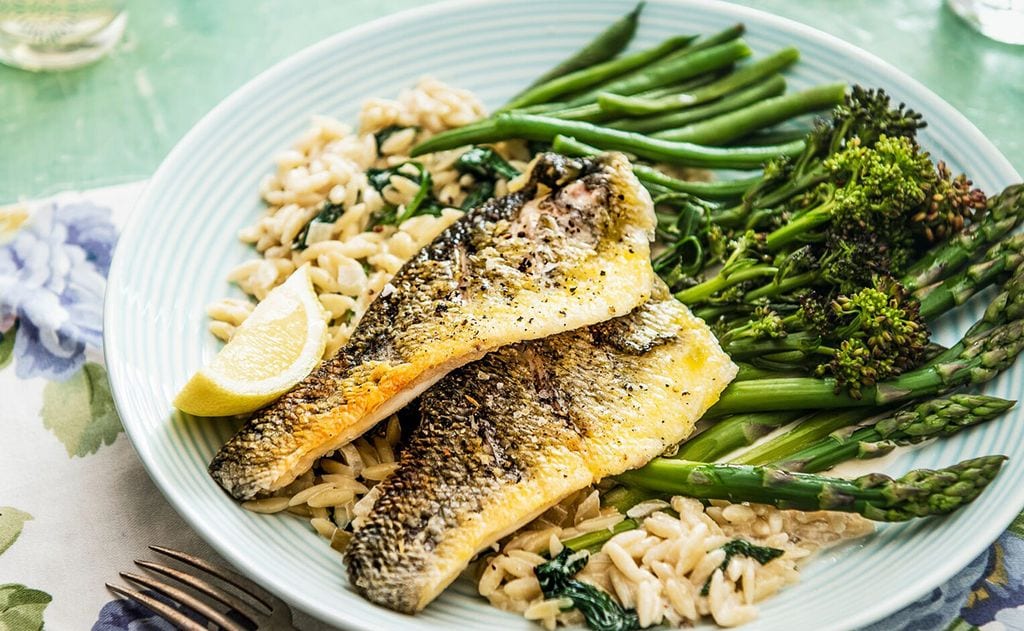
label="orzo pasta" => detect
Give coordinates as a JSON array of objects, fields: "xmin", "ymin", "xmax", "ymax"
[{"xmin": 219, "ymin": 78, "xmax": 875, "ymax": 630}]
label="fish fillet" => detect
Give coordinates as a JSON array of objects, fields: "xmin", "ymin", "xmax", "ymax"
[
  {"xmin": 209, "ymin": 153, "xmax": 657, "ymax": 499},
  {"xmin": 345, "ymin": 283, "xmax": 737, "ymax": 612}
]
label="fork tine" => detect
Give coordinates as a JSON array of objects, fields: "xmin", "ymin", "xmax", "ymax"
[
  {"xmin": 106, "ymin": 583, "xmax": 207, "ymax": 631},
  {"xmin": 149, "ymin": 545, "xmax": 283, "ymax": 610},
  {"xmin": 135, "ymin": 560, "xmax": 265, "ymax": 624},
  {"xmin": 120, "ymin": 571, "xmax": 249, "ymax": 631}
]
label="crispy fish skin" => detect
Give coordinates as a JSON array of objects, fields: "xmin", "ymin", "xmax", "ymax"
[
  {"xmin": 345, "ymin": 285, "xmax": 737, "ymax": 613},
  {"xmin": 209, "ymin": 153, "xmax": 657, "ymax": 500}
]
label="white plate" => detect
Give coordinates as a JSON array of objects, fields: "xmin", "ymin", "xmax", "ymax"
[{"xmin": 104, "ymin": 1, "xmax": 1022, "ymax": 629}]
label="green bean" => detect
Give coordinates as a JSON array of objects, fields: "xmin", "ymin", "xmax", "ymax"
[
  {"xmin": 411, "ymin": 113, "xmax": 805, "ymax": 170},
  {"xmin": 637, "ymin": 166, "xmax": 761, "ymax": 198},
  {"xmin": 633, "ymin": 72, "xmax": 729, "ymax": 99},
  {"xmin": 653, "ymin": 82, "xmax": 847, "ymax": 145},
  {"xmin": 676, "ymin": 23, "xmax": 745, "ymax": 54},
  {"xmin": 608, "ymin": 75, "xmax": 787, "ymax": 133},
  {"xmin": 509, "ymin": 102, "xmax": 568, "ymax": 115},
  {"xmin": 731, "ymin": 129, "xmax": 809, "ymax": 146},
  {"xmin": 596, "ymin": 47, "xmax": 799, "ymax": 116},
  {"xmin": 501, "ymin": 34, "xmax": 696, "ymax": 112},
  {"xmin": 516, "ymin": 3, "xmax": 643, "ymax": 92},
  {"xmin": 551, "ymin": 134, "xmax": 760, "ymax": 199},
  {"xmin": 549, "ymin": 133, "xmax": 604, "ymax": 157},
  {"xmin": 543, "ymin": 71, "xmax": 730, "ymax": 123},
  {"xmin": 564, "ymin": 30, "xmax": 750, "ymax": 106}
]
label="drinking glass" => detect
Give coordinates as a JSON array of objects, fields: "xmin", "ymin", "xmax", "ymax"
[
  {"xmin": 947, "ymin": 0, "xmax": 1024, "ymax": 45},
  {"xmin": 0, "ymin": 0, "xmax": 126, "ymax": 71}
]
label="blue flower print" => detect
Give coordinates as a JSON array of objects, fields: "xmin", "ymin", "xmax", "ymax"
[
  {"xmin": 0, "ymin": 200, "xmax": 117, "ymax": 381},
  {"xmin": 961, "ymin": 532, "xmax": 1024, "ymax": 628},
  {"xmin": 863, "ymin": 547, "xmax": 989, "ymax": 631},
  {"xmin": 92, "ymin": 590, "xmax": 210, "ymax": 631}
]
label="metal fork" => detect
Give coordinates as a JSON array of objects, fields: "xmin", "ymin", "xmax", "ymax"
[{"xmin": 106, "ymin": 545, "xmax": 298, "ymax": 630}]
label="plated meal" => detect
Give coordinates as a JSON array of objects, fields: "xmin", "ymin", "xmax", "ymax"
[{"xmin": 105, "ymin": 2, "xmax": 1024, "ymax": 630}]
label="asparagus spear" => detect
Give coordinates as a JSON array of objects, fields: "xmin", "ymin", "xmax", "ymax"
[
  {"xmin": 731, "ymin": 409, "xmax": 878, "ymax": 466},
  {"xmin": 928, "ymin": 258, "xmax": 1024, "ymax": 364},
  {"xmin": 777, "ymin": 394, "xmax": 1015, "ymax": 473},
  {"xmin": 732, "ymin": 363, "xmax": 804, "ymax": 381},
  {"xmin": 599, "ymin": 486, "xmax": 663, "ymax": 513},
  {"xmin": 972, "ymin": 261, "xmax": 1024, "ymax": 335},
  {"xmin": 916, "ymin": 233, "xmax": 1024, "ymax": 320},
  {"xmin": 617, "ymin": 455, "xmax": 1006, "ymax": 521},
  {"xmin": 710, "ymin": 317, "xmax": 1024, "ymax": 414},
  {"xmin": 672, "ymin": 411, "xmax": 803, "ymax": 462},
  {"xmin": 562, "ymin": 519, "xmax": 640, "ymax": 554},
  {"xmin": 902, "ymin": 183, "xmax": 1024, "ymax": 291}
]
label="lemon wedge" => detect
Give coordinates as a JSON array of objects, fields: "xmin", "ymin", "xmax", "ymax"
[{"xmin": 174, "ymin": 265, "xmax": 328, "ymax": 416}]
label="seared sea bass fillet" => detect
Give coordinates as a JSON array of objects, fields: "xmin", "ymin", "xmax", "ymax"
[
  {"xmin": 345, "ymin": 283, "xmax": 737, "ymax": 613},
  {"xmin": 209, "ymin": 153, "xmax": 657, "ymax": 499}
]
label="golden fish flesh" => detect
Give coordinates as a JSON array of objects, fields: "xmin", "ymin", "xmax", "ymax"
[
  {"xmin": 345, "ymin": 283, "xmax": 736, "ymax": 612},
  {"xmin": 209, "ymin": 153, "xmax": 657, "ymax": 499}
]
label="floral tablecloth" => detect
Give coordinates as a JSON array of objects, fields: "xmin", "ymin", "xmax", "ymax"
[{"xmin": 2, "ymin": 184, "xmax": 1023, "ymax": 630}]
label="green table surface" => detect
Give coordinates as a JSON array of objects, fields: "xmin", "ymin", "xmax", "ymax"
[{"xmin": 1, "ymin": 0, "xmax": 1022, "ymax": 203}]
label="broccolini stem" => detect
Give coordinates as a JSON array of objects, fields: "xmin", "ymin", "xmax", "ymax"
[
  {"xmin": 675, "ymin": 264, "xmax": 780, "ymax": 304},
  {"xmin": 722, "ymin": 331, "xmax": 829, "ymax": 361},
  {"xmin": 763, "ymin": 199, "xmax": 836, "ymax": 250},
  {"xmin": 742, "ymin": 270, "xmax": 820, "ymax": 302},
  {"xmin": 713, "ymin": 166, "xmax": 831, "ymax": 229},
  {"xmin": 636, "ymin": 165, "xmax": 759, "ymax": 199}
]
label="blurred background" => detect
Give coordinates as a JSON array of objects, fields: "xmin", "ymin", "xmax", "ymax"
[{"xmin": 1, "ymin": 0, "xmax": 1021, "ymax": 203}]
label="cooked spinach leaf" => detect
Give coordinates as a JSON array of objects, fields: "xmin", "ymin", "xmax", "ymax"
[
  {"xmin": 365, "ymin": 162, "xmax": 444, "ymax": 228},
  {"xmin": 535, "ymin": 548, "xmax": 640, "ymax": 631},
  {"xmin": 460, "ymin": 180, "xmax": 495, "ymax": 211},
  {"xmin": 293, "ymin": 201, "xmax": 345, "ymax": 250},
  {"xmin": 455, "ymin": 146, "xmax": 521, "ymax": 181},
  {"xmin": 700, "ymin": 539, "xmax": 784, "ymax": 595},
  {"xmin": 454, "ymin": 146, "xmax": 521, "ymax": 211},
  {"xmin": 374, "ymin": 125, "xmax": 419, "ymax": 153}
]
